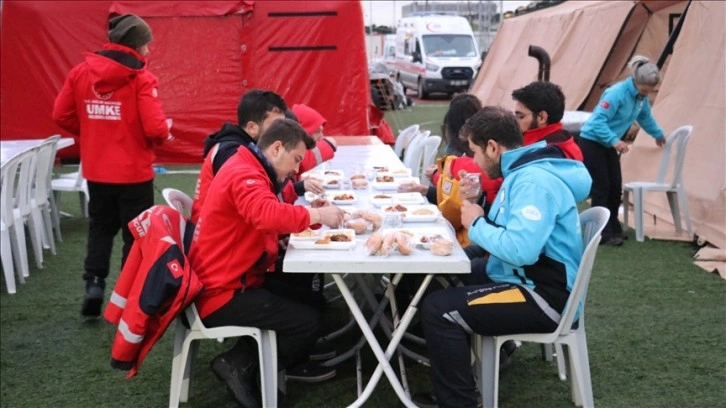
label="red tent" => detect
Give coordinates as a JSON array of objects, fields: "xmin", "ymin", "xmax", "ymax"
[{"xmin": 1, "ymin": 0, "xmax": 390, "ymax": 163}]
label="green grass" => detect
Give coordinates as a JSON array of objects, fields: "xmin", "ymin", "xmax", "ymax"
[{"xmin": 2, "ymin": 107, "xmax": 725, "ymax": 407}]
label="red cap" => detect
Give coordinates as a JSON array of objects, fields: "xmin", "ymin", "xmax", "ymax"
[{"xmin": 291, "ymin": 104, "xmax": 326, "ymax": 135}]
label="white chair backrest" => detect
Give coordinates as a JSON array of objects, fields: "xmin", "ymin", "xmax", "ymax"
[
  {"xmin": 74, "ymin": 162, "xmax": 86, "ymax": 188},
  {"xmin": 14, "ymin": 149, "xmax": 37, "ymax": 216},
  {"xmin": 421, "ymin": 135, "xmax": 442, "ymax": 176},
  {"xmin": 403, "ymin": 130, "xmax": 431, "ymax": 177},
  {"xmin": 33, "ymin": 135, "xmax": 61, "ymax": 204},
  {"xmin": 1, "ymin": 153, "xmax": 23, "ymax": 227},
  {"xmin": 655, "ymin": 125, "xmax": 693, "ymax": 187},
  {"xmin": 555, "ymin": 206, "xmax": 609, "ymax": 336},
  {"xmin": 393, "ymin": 124, "xmax": 420, "ymax": 158},
  {"xmin": 162, "ymin": 188, "xmax": 193, "ymax": 218}
]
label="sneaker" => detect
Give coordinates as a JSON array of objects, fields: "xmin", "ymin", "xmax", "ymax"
[
  {"xmin": 210, "ymin": 354, "xmax": 261, "ymax": 408},
  {"xmin": 81, "ymin": 277, "xmax": 105, "ymax": 317},
  {"xmin": 412, "ymin": 392, "xmax": 438, "ymax": 408},
  {"xmin": 600, "ymin": 236, "xmax": 624, "ymax": 246},
  {"xmin": 309, "ymin": 340, "xmax": 337, "ymax": 361},
  {"xmin": 285, "ymin": 360, "xmax": 336, "ymax": 383},
  {"xmin": 499, "ymin": 340, "xmax": 517, "ymax": 372}
]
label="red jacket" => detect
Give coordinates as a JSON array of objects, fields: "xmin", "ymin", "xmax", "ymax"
[
  {"xmin": 523, "ymin": 123, "xmax": 584, "ymax": 162},
  {"xmin": 297, "ymin": 139, "xmax": 336, "ymax": 177},
  {"xmin": 52, "ymin": 43, "xmax": 169, "ymax": 183},
  {"xmin": 189, "ymin": 146, "xmax": 311, "ymax": 318},
  {"xmin": 104, "ymin": 205, "xmax": 203, "ymax": 378}
]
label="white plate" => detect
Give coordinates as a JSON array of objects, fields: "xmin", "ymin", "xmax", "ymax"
[
  {"xmin": 326, "ymin": 190, "xmax": 358, "ymax": 205},
  {"xmin": 392, "ymin": 192, "xmax": 427, "ymax": 205},
  {"xmin": 371, "ymin": 177, "xmax": 419, "ymax": 191},
  {"xmin": 301, "ymin": 169, "xmax": 345, "ymax": 179},
  {"xmin": 402, "ymin": 204, "xmax": 441, "ymax": 222},
  {"xmin": 322, "ymin": 175, "xmax": 343, "ymax": 189},
  {"xmin": 377, "ymin": 168, "xmax": 412, "ymax": 178},
  {"xmin": 290, "ymin": 228, "xmax": 323, "ymax": 241},
  {"xmin": 410, "ymin": 227, "xmax": 454, "ymax": 248},
  {"xmin": 370, "ymin": 193, "xmax": 395, "ymax": 207},
  {"xmin": 289, "ymin": 229, "xmax": 356, "ymax": 250}
]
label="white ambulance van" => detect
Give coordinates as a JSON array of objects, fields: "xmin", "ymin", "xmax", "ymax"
[{"xmin": 395, "ymin": 14, "xmax": 481, "ymax": 99}]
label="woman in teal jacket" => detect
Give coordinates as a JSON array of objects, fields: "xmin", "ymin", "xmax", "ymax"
[{"xmin": 579, "ymin": 55, "xmax": 666, "ymax": 246}]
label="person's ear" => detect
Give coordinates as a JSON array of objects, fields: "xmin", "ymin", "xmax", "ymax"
[
  {"xmin": 245, "ymin": 121, "xmax": 259, "ymax": 138},
  {"xmin": 538, "ymin": 110, "xmax": 549, "ymax": 124}
]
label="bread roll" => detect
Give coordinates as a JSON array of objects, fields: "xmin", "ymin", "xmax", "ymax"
[
  {"xmin": 379, "ymin": 232, "xmax": 396, "ymax": 256},
  {"xmin": 354, "ymin": 211, "xmax": 382, "ymax": 231},
  {"xmin": 345, "ymin": 218, "xmax": 369, "ymax": 234},
  {"xmin": 352, "ymin": 178, "xmax": 368, "ymax": 189},
  {"xmin": 365, "ymin": 233, "xmax": 383, "ymax": 255},
  {"xmin": 430, "ymin": 239, "xmax": 453, "ymax": 256},
  {"xmin": 395, "ymin": 232, "xmax": 413, "ymax": 255}
]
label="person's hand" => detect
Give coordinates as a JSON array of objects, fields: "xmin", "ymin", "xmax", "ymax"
[
  {"xmin": 323, "ymin": 136, "xmax": 337, "ymax": 148},
  {"xmin": 614, "ymin": 140, "xmax": 630, "ymax": 154},
  {"xmin": 461, "ymin": 200, "xmax": 484, "ymax": 229},
  {"xmin": 316, "ymin": 205, "xmax": 346, "ymax": 228},
  {"xmin": 397, "ymin": 182, "xmax": 427, "ymax": 194},
  {"xmin": 424, "ymin": 164, "xmax": 437, "ymax": 181},
  {"xmin": 311, "ymin": 197, "xmax": 329, "ymax": 208},
  {"xmin": 457, "ymin": 170, "xmax": 480, "ymax": 202},
  {"xmin": 304, "ymin": 178, "xmax": 325, "ymax": 194},
  {"xmin": 656, "ymin": 136, "xmax": 666, "ymax": 147}
]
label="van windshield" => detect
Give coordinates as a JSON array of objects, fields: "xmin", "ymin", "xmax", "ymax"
[{"xmin": 422, "ymin": 34, "xmax": 477, "ymax": 58}]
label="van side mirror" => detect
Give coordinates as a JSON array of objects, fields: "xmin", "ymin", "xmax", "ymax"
[{"xmin": 412, "ymin": 51, "xmax": 422, "ymax": 63}]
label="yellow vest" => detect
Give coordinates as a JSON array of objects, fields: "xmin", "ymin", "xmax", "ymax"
[{"xmin": 436, "ymin": 155, "xmax": 470, "ymax": 246}]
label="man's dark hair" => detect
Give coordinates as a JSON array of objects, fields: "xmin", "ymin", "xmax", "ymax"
[
  {"xmin": 257, "ymin": 118, "xmax": 315, "ymax": 151},
  {"xmin": 511, "ymin": 81, "xmax": 565, "ymax": 124},
  {"xmin": 237, "ymin": 89, "xmax": 287, "ymax": 126},
  {"xmin": 461, "ymin": 106, "xmax": 522, "ymax": 150},
  {"xmin": 442, "ymin": 93, "xmax": 481, "ymax": 155}
]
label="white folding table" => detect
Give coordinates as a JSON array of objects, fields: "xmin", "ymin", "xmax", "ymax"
[
  {"xmin": 1, "ymin": 138, "xmax": 75, "ymax": 166},
  {"xmin": 283, "ymin": 142, "xmax": 471, "ymax": 407}
]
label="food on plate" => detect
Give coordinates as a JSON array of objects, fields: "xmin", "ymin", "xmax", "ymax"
[
  {"xmin": 350, "ymin": 174, "xmax": 366, "ymax": 180},
  {"xmin": 430, "ymin": 238, "xmax": 453, "ymax": 256},
  {"xmin": 329, "ymin": 233, "xmax": 352, "ymax": 242},
  {"xmin": 344, "ymin": 218, "xmax": 369, "ymax": 234},
  {"xmin": 397, "ymin": 229, "xmax": 414, "ymax": 237},
  {"xmin": 293, "ymin": 228, "xmax": 318, "ymax": 238},
  {"xmin": 412, "ymin": 208, "xmax": 434, "ymax": 215},
  {"xmin": 326, "ymin": 179, "xmax": 339, "ymax": 185},
  {"xmin": 351, "ymin": 178, "xmax": 368, "ymax": 189},
  {"xmin": 372, "ymin": 166, "xmax": 388, "ymax": 172},
  {"xmin": 333, "ymin": 193, "xmax": 355, "ymax": 201},
  {"xmin": 315, "ymin": 236, "xmax": 331, "ymax": 245},
  {"xmin": 352, "ymin": 211, "xmax": 382, "ymax": 231},
  {"xmin": 393, "ymin": 169, "xmax": 409, "ymax": 174},
  {"xmin": 395, "ymin": 232, "xmax": 413, "ymax": 255},
  {"xmin": 365, "ymin": 233, "xmax": 383, "ymax": 254},
  {"xmin": 376, "ymin": 175, "xmax": 395, "ymax": 183},
  {"xmin": 374, "ymin": 194, "xmax": 391, "ymax": 199},
  {"xmin": 384, "ymin": 204, "xmax": 408, "ymax": 212},
  {"xmin": 379, "ymin": 232, "xmax": 396, "ymax": 256},
  {"xmin": 420, "ymin": 234, "xmax": 444, "ymax": 243},
  {"xmin": 324, "ymin": 170, "xmax": 341, "ymax": 175}
]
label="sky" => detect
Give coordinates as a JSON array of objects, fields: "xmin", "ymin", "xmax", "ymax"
[{"xmin": 360, "ymin": 0, "xmax": 531, "ymax": 26}]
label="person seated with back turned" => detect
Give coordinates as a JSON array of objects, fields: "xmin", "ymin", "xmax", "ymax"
[
  {"xmin": 190, "ymin": 89, "xmax": 286, "ymax": 224},
  {"xmin": 420, "ymin": 106, "xmax": 592, "ymax": 408},
  {"xmin": 188, "ymin": 119, "xmax": 346, "ymax": 408}
]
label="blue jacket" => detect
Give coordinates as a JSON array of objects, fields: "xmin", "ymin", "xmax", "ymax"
[
  {"xmin": 468, "ymin": 142, "xmax": 592, "ymax": 313},
  {"xmin": 580, "ymin": 77, "xmax": 664, "ymax": 147}
]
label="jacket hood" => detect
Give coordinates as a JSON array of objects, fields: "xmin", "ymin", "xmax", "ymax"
[
  {"xmin": 202, "ymin": 123, "xmax": 255, "ymax": 158},
  {"xmin": 502, "ymin": 141, "xmax": 592, "ymax": 202},
  {"xmin": 291, "ymin": 104, "xmax": 326, "ymax": 135},
  {"xmin": 85, "ymin": 43, "xmax": 146, "ymax": 94}
]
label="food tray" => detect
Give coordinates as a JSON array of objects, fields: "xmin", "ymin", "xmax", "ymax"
[
  {"xmin": 325, "ymin": 190, "xmax": 358, "ymax": 205},
  {"xmin": 370, "ymin": 177, "xmax": 419, "ymax": 191},
  {"xmin": 289, "ymin": 229, "xmax": 356, "ymax": 250}
]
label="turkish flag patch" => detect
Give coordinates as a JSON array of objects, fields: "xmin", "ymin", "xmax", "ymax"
[
  {"xmin": 167, "ymin": 260, "xmax": 183, "ymax": 278},
  {"xmin": 601, "ymin": 101, "xmax": 610, "ymax": 109}
]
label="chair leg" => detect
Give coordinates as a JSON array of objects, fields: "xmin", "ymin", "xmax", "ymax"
[
  {"xmin": 25, "ymin": 213, "xmax": 44, "ymax": 270},
  {"xmin": 41, "ymin": 206, "xmax": 56, "ymax": 255},
  {"xmin": 555, "ymin": 344, "xmax": 567, "ymax": 381},
  {"xmin": 48, "ymin": 190, "xmax": 62, "ymax": 241},
  {"xmin": 1, "ymin": 229, "xmax": 17, "ymax": 294},
  {"xmin": 480, "ymin": 336, "xmax": 500, "ymax": 408},
  {"xmin": 633, "ymin": 188, "xmax": 645, "ymax": 242},
  {"xmin": 9, "ymin": 224, "xmax": 27, "ymax": 284},
  {"xmin": 677, "ymin": 187, "xmax": 694, "ymax": 238},
  {"xmin": 181, "ymin": 339, "xmax": 199, "ymax": 402},
  {"xmin": 566, "ymin": 335, "xmax": 594, "ymax": 408},
  {"xmin": 258, "ymin": 330, "xmax": 278, "ymax": 408},
  {"xmin": 169, "ymin": 325, "xmax": 191, "ymax": 408},
  {"xmin": 79, "ymin": 192, "xmax": 89, "ymax": 218},
  {"xmin": 666, "ymin": 191, "xmax": 682, "ymax": 234},
  {"xmin": 541, "ymin": 343, "xmax": 554, "ymax": 361},
  {"xmin": 622, "ymin": 189, "xmax": 630, "ymax": 231}
]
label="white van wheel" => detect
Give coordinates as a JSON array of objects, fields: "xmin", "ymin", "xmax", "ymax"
[{"xmin": 417, "ymin": 79, "xmax": 428, "ymax": 99}]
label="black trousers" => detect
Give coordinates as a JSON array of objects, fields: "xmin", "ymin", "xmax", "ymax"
[
  {"xmin": 579, "ymin": 138, "xmax": 623, "ymax": 238},
  {"xmin": 421, "ymin": 282, "xmax": 558, "ymax": 408},
  {"xmin": 202, "ymin": 284, "xmax": 322, "ymax": 370},
  {"xmin": 83, "ymin": 180, "xmax": 154, "ymax": 281}
]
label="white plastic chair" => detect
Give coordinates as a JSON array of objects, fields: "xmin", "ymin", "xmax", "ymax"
[
  {"xmin": 402, "ymin": 130, "xmax": 431, "ymax": 178},
  {"xmin": 475, "ymin": 207, "xmax": 610, "ymax": 408},
  {"xmin": 169, "ymin": 301, "xmax": 279, "ymax": 408},
  {"xmin": 162, "ymin": 188, "xmax": 193, "ymax": 219},
  {"xmin": 420, "ymin": 135, "xmax": 442, "ymax": 184},
  {"xmin": 393, "ymin": 124, "xmax": 420, "ymax": 159},
  {"xmin": 31, "ymin": 136, "xmax": 60, "ymax": 255},
  {"xmin": 51, "ymin": 162, "xmax": 89, "ymax": 218},
  {"xmin": 623, "ymin": 125, "xmax": 694, "ymax": 242},
  {"xmin": 1, "ymin": 154, "xmax": 27, "ymax": 293},
  {"xmin": 13, "ymin": 148, "xmax": 44, "ymax": 272}
]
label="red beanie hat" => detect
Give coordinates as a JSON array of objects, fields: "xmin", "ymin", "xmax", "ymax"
[{"xmin": 291, "ymin": 104, "xmax": 326, "ymax": 135}]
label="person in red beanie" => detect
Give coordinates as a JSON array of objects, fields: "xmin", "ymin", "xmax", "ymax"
[
  {"xmin": 291, "ymin": 104, "xmax": 337, "ymax": 176},
  {"xmin": 53, "ymin": 14, "xmax": 171, "ymax": 317}
]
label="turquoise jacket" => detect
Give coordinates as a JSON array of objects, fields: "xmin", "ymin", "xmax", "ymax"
[
  {"xmin": 580, "ymin": 77, "xmax": 664, "ymax": 147},
  {"xmin": 468, "ymin": 142, "xmax": 592, "ymax": 313}
]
